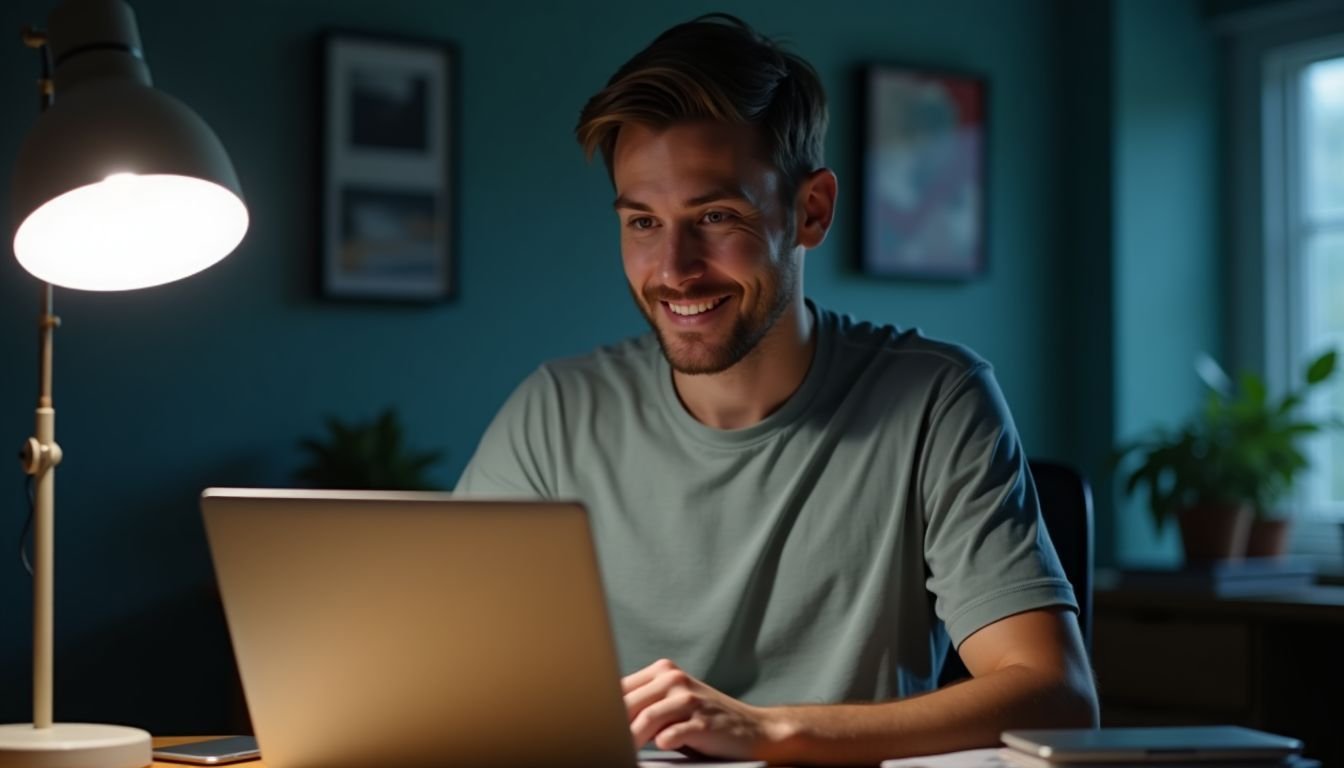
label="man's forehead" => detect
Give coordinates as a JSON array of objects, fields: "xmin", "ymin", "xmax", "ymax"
[
  {"xmin": 610, "ymin": 122, "xmax": 779, "ymax": 207},
  {"xmin": 611, "ymin": 121, "xmax": 765, "ymax": 165}
]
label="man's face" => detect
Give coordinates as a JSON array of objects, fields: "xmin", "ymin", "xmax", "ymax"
[{"xmin": 611, "ymin": 122, "xmax": 799, "ymax": 375}]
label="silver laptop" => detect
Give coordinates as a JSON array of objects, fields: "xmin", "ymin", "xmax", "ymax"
[{"xmin": 202, "ymin": 488, "xmax": 764, "ymax": 768}]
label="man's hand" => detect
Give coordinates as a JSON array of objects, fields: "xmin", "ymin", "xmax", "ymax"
[
  {"xmin": 623, "ymin": 658, "xmax": 790, "ymax": 760},
  {"xmin": 618, "ymin": 610, "xmax": 1096, "ymax": 766}
]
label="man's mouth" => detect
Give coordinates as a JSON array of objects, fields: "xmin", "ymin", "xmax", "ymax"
[{"xmin": 664, "ymin": 296, "xmax": 730, "ymax": 317}]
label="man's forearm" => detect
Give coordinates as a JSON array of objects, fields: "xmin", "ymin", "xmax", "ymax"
[{"xmin": 758, "ymin": 663, "xmax": 1099, "ymax": 766}]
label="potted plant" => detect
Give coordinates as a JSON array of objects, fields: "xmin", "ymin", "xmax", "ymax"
[
  {"xmin": 1115, "ymin": 350, "xmax": 1339, "ymax": 563},
  {"xmin": 295, "ymin": 407, "xmax": 445, "ymax": 490}
]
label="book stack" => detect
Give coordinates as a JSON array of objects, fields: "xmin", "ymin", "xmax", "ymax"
[{"xmin": 1112, "ymin": 557, "xmax": 1316, "ymax": 597}]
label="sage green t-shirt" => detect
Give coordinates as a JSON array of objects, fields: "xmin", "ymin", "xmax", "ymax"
[{"xmin": 456, "ymin": 304, "xmax": 1075, "ymax": 705}]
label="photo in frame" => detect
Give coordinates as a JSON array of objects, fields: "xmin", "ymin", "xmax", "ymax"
[
  {"xmin": 320, "ymin": 32, "xmax": 455, "ymax": 300},
  {"xmin": 859, "ymin": 65, "xmax": 987, "ymax": 280}
]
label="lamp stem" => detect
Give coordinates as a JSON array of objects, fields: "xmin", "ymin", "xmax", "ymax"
[
  {"xmin": 39, "ymin": 284, "xmax": 53, "ymax": 408},
  {"xmin": 23, "ymin": 32, "xmax": 59, "ymax": 732},
  {"xmin": 21, "ymin": 26, "xmax": 53, "ymax": 112},
  {"xmin": 31, "ymin": 285, "xmax": 60, "ymax": 730}
]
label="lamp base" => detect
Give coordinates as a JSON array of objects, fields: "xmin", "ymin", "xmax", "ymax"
[{"xmin": 0, "ymin": 722, "xmax": 152, "ymax": 768}]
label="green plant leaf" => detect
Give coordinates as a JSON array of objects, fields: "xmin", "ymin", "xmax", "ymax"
[
  {"xmin": 293, "ymin": 407, "xmax": 445, "ymax": 491},
  {"xmin": 1115, "ymin": 347, "xmax": 1342, "ymax": 526},
  {"xmin": 1275, "ymin": 393, "xmax": 1303, "ymax": 416},
  {"xmin": 1239, "ymin": 372, "xmax": 1267, "ymax": 409},
  {"xmin": 1306, "ymin": 350, "xmax": 1337, "ymax": 384}
]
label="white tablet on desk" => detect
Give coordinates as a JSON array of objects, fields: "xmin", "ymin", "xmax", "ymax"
[{"xmin": 1000, "ymin": 726, "xmax": 1302, "ymax": 764}]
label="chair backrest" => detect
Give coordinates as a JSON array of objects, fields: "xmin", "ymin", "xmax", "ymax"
[
  {"xmin": 1028, "ymin": 460, "xmax": 1093, "ymax": 650},
  {"xmin": 937, "ymin": 459, "xmax": 1094, "ymax": 686}
]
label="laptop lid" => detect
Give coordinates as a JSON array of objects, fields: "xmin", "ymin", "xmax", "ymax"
[
  {"xmin": 202, "ymin": 488, "xmax": 637, "ymax": 768},
  {"xmin": 1001, "ymin": 726, "xmax": 1303, "ymax": 763}
]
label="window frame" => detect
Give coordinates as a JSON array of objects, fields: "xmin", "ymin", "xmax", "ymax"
[{"xmin": 1261, "ymin": 34, "xmax": 1344, "ymax": 555}]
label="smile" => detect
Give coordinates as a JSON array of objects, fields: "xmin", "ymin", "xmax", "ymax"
[{"xmin": 665, "ymin": 296, "xmax": 729, "ymax": 317}]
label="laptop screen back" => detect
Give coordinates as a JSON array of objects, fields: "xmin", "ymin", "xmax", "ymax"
[{"xmin": 202, "ymin": 488, "xmax": 637, "ymax": 768}]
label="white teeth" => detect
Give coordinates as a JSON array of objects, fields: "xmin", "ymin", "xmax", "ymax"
[{"xmin": 667, "ymin": 297, "xmax": 725, "ymax": 316}]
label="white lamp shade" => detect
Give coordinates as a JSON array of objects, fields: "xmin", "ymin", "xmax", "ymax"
[
  {"xmin": 15, "ymin": 172, "xmax": 247, "ymax": 292},
  {"xmin": 11, "ymin": 42, "xmax": 248, "ymax": 291}
]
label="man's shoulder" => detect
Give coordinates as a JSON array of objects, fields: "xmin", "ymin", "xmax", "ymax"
[{"xmin": 821, "ymin": 306, "xmax": 989, "ymax": 382}]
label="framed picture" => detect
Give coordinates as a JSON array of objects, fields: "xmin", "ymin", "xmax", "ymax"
[
  {"xmin": 859, "ymin": 65, "xmax": 987, "ymax": 280},
  {"xmin": 320, "ymin": 32, "xmax": 456, "ymax": 301}
]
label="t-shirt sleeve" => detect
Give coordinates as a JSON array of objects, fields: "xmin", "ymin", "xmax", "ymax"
[
  {"xmin": 454, "ymin": 366, "xmax": 561, "ymax": 498},
  {"xmin": 919, "ymin": 362, "xmax": 1077, "ymax": 649}
]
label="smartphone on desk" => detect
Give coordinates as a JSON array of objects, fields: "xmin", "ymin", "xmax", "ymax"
[{"xmin": 152, "ymin": 735, "xmax": 260, "ymax": 765}]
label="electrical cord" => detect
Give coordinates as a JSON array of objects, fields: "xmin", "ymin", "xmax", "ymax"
[{"xmin": 20, "ymin": 475, "xmax": 34, "ymax": 576}]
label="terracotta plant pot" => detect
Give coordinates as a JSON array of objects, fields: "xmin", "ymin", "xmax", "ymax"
[
  {"xmin": 1245, "ymin": 518, "xmax": 1292, "ymax": 558},
  {"xmin": 1177, "ymin": 503, "xmax": 1252, "ymax": 562}
]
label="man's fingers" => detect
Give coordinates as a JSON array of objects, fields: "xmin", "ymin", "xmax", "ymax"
[
  {"xmin": 623, "ymin": 678, "xmax": 669, "ymax": 725},
  {"xmin": 629, "ymin": 690, "xmax": 698, "ymax": 748},
  {"xmin": 652, "ymin": 717, "xmax": 706, "ymax": 751},
  {"xmin": 624, "ymin": 661, "xmax": 694, "ymax": 725},
  {"xmin": 621, "ymin": 657, "xmax": 679, "ymax": 694}
]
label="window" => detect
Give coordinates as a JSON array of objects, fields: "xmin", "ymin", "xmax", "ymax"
[{"xmin": 1264, "ymin": 36, "xmax": 1344, "ymax": 538}]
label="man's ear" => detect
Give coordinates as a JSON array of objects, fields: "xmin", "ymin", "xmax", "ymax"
[{"xmin": 794, "ymin": 168, "xmax": 838, "ymax": 249}]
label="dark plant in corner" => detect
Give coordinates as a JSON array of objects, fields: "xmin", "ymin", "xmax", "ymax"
[
  {"xmin": 1114, "ymin": 349, "xmax": 1340, "ymax": 561},
  {"xmin": 295, "ymin": 407, "xmax": 444, "ymax": 490}
]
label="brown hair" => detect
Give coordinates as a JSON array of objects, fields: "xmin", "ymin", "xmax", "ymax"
[{"xmin": 575, "ymin": 14, "xmax": 828, "ymax": 202}]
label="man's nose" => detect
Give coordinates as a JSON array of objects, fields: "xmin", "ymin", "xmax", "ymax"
[{"xmin": 658, "ymin": 223, "xmax": 706, "ymax": 286}]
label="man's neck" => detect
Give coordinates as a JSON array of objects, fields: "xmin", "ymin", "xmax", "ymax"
[{"xmin": 672, "ymin": 299, "xmax": 816, "ymax": 430}]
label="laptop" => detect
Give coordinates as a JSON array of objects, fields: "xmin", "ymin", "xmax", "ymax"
[
  {"xmin": 202, "ymin": 488, "xmax": 765, "ymax": 768},
  {"xmin": 1000, "ymin": 726, "xmax": 1303, "ymax": 764}
]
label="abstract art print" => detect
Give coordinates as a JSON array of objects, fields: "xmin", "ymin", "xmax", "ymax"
[
  {"xmin": 320, "ymin": 32, "xmax": 455, "ymax": 300},
  {"xmin": 860, "ymin": 65, "xmax": 986, "ymax": 280}
]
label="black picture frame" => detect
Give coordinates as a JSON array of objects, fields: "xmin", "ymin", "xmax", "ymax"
[
  {"xmin": 319, "ymin": 31, "xmax": 456, "ymax": 301},
  {"xmin": 859, "ymin": 64, "xmax": 988, "ymax": 280}
]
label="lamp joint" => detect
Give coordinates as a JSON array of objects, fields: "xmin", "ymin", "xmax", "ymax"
[
  {"xmin": 21, "ymin": 26, "xmax": 48, "ymax": 49},
  {"xmin": 19, "ymin": 438, "xmax": 62, "ymax": 476}
]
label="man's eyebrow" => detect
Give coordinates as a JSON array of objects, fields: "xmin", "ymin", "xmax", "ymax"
[
  {"xmin": 612, "ymin": 187, "xmax": 755, "ymax": 211},
  {"xmin": 612, "ymin": 195, "xmax": 652, "ymax": 212},
  {"xmin": 685, "ymin": 187, "xmax": 754, "ymax": 207}
]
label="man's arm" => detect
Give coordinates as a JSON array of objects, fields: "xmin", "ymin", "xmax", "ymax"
[{"xmin": 625, "ymin": 606, "xmax": 1097, "ymax": 766}]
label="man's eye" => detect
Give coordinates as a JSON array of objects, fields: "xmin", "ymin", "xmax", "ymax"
[
  {"xmin": 628, "ymin": 216, "xmax": 656, "ymax": 230},
  {"xmin": 702, "ymin": 210, "xmax": 734, "ymax": 225}
]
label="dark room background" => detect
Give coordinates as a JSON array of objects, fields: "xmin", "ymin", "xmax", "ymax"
[{"xmin": 0, "ymin": 0, "xmax": 1335, "ymax": 734}]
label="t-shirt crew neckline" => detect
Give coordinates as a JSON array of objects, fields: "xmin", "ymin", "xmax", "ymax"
[{"xmin": 656, "ymin": 300, "xmax": 835, "ymax": 449}]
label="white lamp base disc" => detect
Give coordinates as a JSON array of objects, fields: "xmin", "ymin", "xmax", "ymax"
[{"xmin": 0, "ymin": 722, "xmax": 152, "ymax": 768}]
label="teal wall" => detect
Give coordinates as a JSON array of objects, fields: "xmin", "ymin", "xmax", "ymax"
[
  {"xmin": 1054, "ymin": 0, "xmax": 1118, "ymax": 570},
  {"xmin": 1113, "ymin": 0, "xmax": 1222, "ymax": 565},
  {"xmin": 0, "ymin": 0, "xmax": 1219, "ymax": 732}
]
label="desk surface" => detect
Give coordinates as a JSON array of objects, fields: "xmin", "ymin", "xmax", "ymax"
[
  {"xmin": 1096, "ymin": 582, "xmax": 1344, "ymax": 624},
  {"xmin": 152, "ymin": 737, "xmax": 803, "ymax": 767}
]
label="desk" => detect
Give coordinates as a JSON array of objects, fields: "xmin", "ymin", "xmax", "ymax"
[
  {"xmin": 150, "ymin": 738, "xmax": 810, "ymax": 767},
  {"xmin": 1093, "ymin": 584, "xmax": 1344, "ymax": 766}
]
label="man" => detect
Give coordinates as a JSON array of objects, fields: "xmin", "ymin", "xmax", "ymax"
[{"xmin": 456, "ymin": 14, "xmax": 1098, "ymax": 766}]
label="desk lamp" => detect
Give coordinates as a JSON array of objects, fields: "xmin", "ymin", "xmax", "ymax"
[{"xmin": 0, "ymin": 0, "xmax": 248, "ymax": 766}]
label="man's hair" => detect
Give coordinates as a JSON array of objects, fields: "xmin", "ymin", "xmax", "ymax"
[{"xmin": 575, "ymin": 14, "xmax": 828, "ymax": 202}]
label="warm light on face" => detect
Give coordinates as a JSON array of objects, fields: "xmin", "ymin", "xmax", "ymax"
[{"xmin": 13, "ymin": 173, "xmax": 249, "ymax": 291}]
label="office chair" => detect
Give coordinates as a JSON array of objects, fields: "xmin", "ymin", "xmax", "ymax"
[{"xmin": 936, "ymin": 459, "xmax": 1094, "ymax": 687}]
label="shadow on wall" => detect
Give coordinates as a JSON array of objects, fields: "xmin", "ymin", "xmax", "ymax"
[
  {"xmin": 0, "ymin": 583, "xmax": 249, "ymax": 734},
  {"xmin": 0, "ymin": 457, "xmax": 273, "ymax": 734}
]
